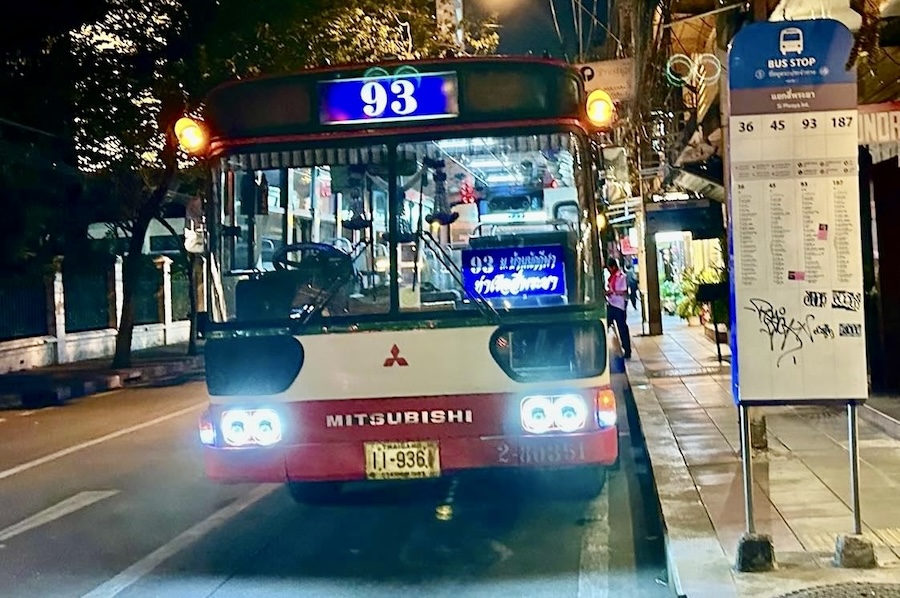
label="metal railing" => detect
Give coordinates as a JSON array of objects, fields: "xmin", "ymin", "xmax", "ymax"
[
  {"xmin": 0, "ymin": 279, "xmax": 49, "ymax": 341},
  {"xmin": 64, "ymin": 271, "xmax": 110, "ymax": 333}
]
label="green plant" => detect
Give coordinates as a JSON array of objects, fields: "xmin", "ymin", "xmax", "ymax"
[
  {"xmin": 660, "ymin": 279, "xmax": 683, "ymax": 315},
  {"xmin": 675, "ymin": 269, "xmax": 703, "ymax": 319},
  {"xmin": 677, "ymin": 267, "xmax": 726, "ymax": 321}
]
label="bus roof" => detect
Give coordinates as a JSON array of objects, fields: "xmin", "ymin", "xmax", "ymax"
[
  {"xmin": 202, "ymin": 56, "xmax": 586, "ymax": 146},
  {"xmin": 207, "ymin": 55, "xmax": 576, "ymax": 92}
]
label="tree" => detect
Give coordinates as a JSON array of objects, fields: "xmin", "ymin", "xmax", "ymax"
[
  {"xmin": 0, "ymin": 1, "xmax": 116, "ymax": 273},
  {"xmin": 69, "ymin": 0, "xmax": 498, "ymax": 367}
]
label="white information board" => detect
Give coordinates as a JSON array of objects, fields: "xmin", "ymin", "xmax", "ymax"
[{"xmin": 727, "ymin": 19, "xmax": 867, "ymax": 403}]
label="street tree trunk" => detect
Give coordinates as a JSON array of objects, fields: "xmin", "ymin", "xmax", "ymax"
[{"xmin": 111, "ymin": 140, "xmax": 179, "ymax": 369}]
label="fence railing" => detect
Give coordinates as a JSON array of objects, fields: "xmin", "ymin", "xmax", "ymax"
[
  {"xmin": 63, "ymin": 269, "xmax": 112, "ymax": 334},
  {"xmin": 0, "ymin": 255, "xmax": 191, "ymax": 344},
  {"xmin": 0, "ymin": 279, "xmax": 49, "ymax": 341}
]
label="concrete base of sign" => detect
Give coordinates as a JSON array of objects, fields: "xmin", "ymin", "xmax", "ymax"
[
  {"xmin": 734, "ymin": 533, "xmax": 776, "ymax": 572},
  {"xmin": 834, "ymin": 534, "xmax": 877, "ymax": 569}
]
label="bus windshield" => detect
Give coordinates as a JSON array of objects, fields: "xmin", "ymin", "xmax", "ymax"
[{"xmin": 209, "ymin": 130, "xmax": 601, "ymax": 326}]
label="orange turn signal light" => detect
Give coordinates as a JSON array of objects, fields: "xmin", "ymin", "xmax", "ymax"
[
  {"xmin": 175, "ymin": 117, "xmax": 208, "ymax": 155},
  {"xmin": 586, "ymin": 89, "xmax": 615, "ymax": 128}
]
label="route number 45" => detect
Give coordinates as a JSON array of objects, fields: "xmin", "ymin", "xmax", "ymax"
[{"xmin": 361, "ymin": 80, "xmax": 417, "ymax": 118}]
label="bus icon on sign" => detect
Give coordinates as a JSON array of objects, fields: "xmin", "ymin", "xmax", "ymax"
[{"xmin": 779, "ymin": 27, "xmax": 804, "ymax": 55}]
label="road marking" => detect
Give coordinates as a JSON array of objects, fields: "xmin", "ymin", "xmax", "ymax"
[
  {"xmin": 81, "ymin": 484, "xmax": 279, "ymax": 598},
  {"xmin": 18, "ymin": 407, "xmax": 59, "ymax": 416},
  {"xmin": 0, "ymin": 403, "xmax": 205, "ymax": 482},
  {"xmin": 577, "ymin": 486, "xmax": 610, "ymax": 598},
  {"xmin": 0, "ymin": 491, "xmax": 119, "ymax": 542}
]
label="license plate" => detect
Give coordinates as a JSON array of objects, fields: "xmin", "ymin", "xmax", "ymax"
[{"xmin": 364, "ymin": 440, "xmax": 440, "ymax": 480}]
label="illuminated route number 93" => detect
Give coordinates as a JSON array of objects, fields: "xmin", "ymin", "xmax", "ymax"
[{"xmin": 360, "ymin": 80, "xmax": 418, "ymax": 118}]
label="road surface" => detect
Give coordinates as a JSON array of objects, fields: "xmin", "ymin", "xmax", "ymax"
[{"xmin": 0, "ymin": 373, "xmax": 667, "ymax": 598}]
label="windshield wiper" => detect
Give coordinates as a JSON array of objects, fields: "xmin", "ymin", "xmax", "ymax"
[
  {"xmin": 290, "ymin": 271, "xmax": 358, "ymax": 326},
  {"xmin": 419, "ymin": 230, "xmax": 502, "ymax": 325}
]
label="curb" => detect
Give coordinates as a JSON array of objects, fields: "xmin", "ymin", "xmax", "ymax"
[
  {"xmin": 859, "ymin": 404, "xmax": 900, "ymax": 440},
  {"xmin": 0, "ymin": 356, "xmax": 204, "ymax": 409},
  {"xmin": 625, "ymin": 353, "xmax": 739, "ymax": 598}
]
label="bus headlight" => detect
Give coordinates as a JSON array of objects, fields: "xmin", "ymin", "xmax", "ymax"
[
  {"xmin": 554, "ymin": 394, "xmax": 588, "ymax": 432},
  {"xmin": 250, "ymin": 409, "xmax": 283, "ymax": 446},
  {"xmin": 220, "ymin": 409, "xmax": 284, "ymax": 447},
  {"xmin": 520, "ymin": 394, "xmax": 592, "ymax": 433},
  {"xmin": 521, "ymin": 396, "xmax": 555, "ymax": 434},
  {"xmin": 222, "ymin": 410, "xmax": 253, "ymax": 446}
]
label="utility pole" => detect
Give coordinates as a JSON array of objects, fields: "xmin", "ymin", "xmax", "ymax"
[{"xmin": 436, "ymin": 0, "xmax": 464, "ymax": 51}]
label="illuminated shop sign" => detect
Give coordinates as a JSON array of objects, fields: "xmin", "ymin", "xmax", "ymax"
[
  {"xmin": 461, "ymin": 245, "xmax": 567, "ymax": 299},
  {"xmin": 319, "ymin": 71, "xmax": 459, "ymax": 125}
]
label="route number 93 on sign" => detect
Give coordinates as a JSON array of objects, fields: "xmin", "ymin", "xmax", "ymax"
[
  {"xmin": 364, "ymin": 440, "xmax": 441, "ymax": 480},
  {"xmin": 319, "ymin": 72, "xmax": 460, "ymax": 126},
  {"xmin": 360, "ymin": 80, "xmax": 417, "ymax": 117}
]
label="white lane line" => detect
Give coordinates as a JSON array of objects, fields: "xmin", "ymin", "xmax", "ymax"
[
  {"xmin": 14, "ymin": 407, "xmax": 58, "ymax": 418},
  {"xmin": 81, "ymin": 484, "xmax": 279, "ymax": 598},
  {"xmin": 0, "ymin": 490, "xmax": 119, "ymax": 542},
  {"xmin": 577, "ymin": 486, "xmax": 610, "ymax": 598},
  {"xmin": 0, "ymin": 403, "xmax": 205, "ymax": 482}
]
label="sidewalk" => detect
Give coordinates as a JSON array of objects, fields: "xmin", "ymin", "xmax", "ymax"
[
  {"xmin": 0, "ymin": 343, "xmax": 204, "ymax": 409},
  {"xmin": 626, "ymin": 313, "xmax": 900, "ymax": 597}
]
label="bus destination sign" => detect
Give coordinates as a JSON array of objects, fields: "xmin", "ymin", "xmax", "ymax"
[
  {"xmin": 319, "ymin": 72, "xmax": 460, "ymax": 126},
  {"xmin": 461, "ymin": 245, "xmax": 567, "ymax": 300}
]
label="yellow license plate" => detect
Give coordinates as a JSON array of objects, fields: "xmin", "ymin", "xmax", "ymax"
[{"xmin": 364, "ymin": 440, "xmax": 441, "ymax": 480}]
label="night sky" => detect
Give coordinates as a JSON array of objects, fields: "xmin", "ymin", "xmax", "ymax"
[{"xmin": 467, "ymin": 0, "xmax": 608, "ymax": 61}]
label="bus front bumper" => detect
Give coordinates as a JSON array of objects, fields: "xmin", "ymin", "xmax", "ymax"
[{"xmin": 203, "ymin": 428, "xmax": 619, "ymax": 483}]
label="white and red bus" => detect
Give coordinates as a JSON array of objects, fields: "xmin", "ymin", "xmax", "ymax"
[{"xmin": 186, "ymin": 57, "xmax": 618, "ymax": 501}]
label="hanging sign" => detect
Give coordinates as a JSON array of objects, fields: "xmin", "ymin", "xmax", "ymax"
[{"xmin": 461, "ymin": 245, "xmax": 567, "ymax": 300}]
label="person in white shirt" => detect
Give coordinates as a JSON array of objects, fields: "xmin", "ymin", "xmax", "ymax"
[{"xmin": 605, "ymin": 256, "xmax": 632, "ymax": 359}]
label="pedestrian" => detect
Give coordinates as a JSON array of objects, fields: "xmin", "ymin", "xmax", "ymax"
[
  {"xmin": 625, "ymin": 262, "xmax": 639, "ymax": 309},
  {"xmin": 606, "ymin": 256, "xmax": 632, "ymax": 360}
]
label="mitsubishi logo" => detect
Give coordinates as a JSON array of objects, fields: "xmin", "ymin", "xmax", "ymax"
[{"xmin": 383, "ymin": 344, "xmax": 409, "ymax": 367}]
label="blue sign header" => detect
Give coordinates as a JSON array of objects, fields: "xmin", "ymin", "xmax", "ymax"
[
  {"xmin": 461, "ymin": 245, "xmax": 567, "ymax": 300},
  {"xmin": 729, "ymin": 19, "xmax": 855, "ymax": 91},
  {"xmin": 319, "ymin": 72, "xmax": 459, "ymax": 126}
]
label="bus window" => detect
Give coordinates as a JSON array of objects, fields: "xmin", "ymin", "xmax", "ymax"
[
  {"xmin": 396, "ymin": 132, "xmax": 598, "ymax": 313},
  {"xmin": 211, "ymin": 144, "xmax": 393, "ymax": 323}
]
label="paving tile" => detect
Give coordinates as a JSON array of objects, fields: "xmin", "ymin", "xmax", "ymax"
[{"xmin": 630, "ymin": 315, "xmax": 900, "ymax": 597}]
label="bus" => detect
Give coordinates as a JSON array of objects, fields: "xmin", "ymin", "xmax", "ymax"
[{"xmin": 186, "ymin": 56, "xmax": 618, "ymax": 502}]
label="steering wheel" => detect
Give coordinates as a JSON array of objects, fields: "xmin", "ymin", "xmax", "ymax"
[{"xmin": 271, "ymin": 242, "xmax": 352, "ymax": 272}]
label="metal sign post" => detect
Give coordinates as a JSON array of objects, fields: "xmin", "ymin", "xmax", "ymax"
[
  {"xmin": 726, "ymin": 18, "xmax": 872, "ymax": 571},
  {"xmin": 848, "ymin": 402, "xmax": 862, "ymax": 536},
  {"xmin": 739, "ymin": 405, "xmax": 755, "ymax": 535}
]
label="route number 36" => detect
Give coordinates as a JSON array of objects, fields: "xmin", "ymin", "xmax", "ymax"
[{"xmin": 360, "ymin": 80, "xmax": 418, "ymax": 118}]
